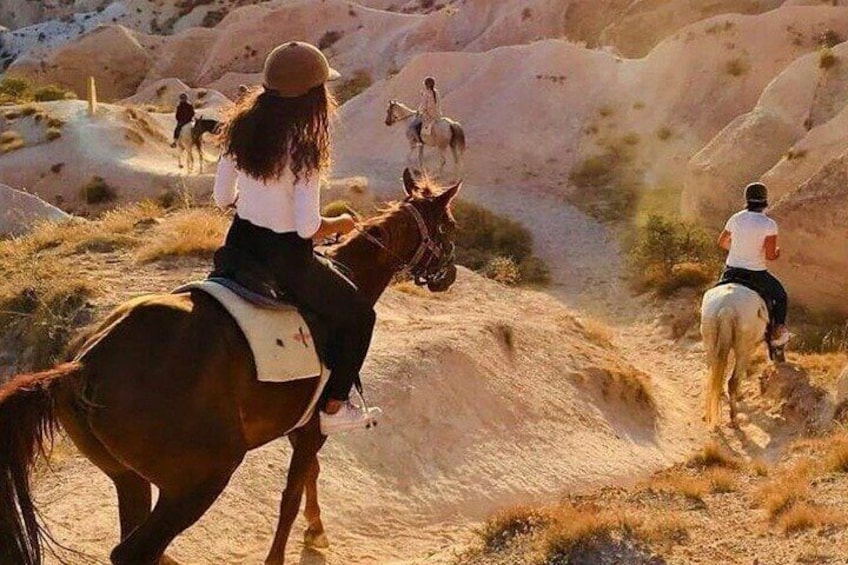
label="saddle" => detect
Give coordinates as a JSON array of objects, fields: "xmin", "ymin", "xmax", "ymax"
[{"xmin": 208, "ymin": 245, "xmax": 335, "ymax": 369}]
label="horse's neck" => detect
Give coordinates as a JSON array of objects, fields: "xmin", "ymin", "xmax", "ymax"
[
  {"xmin": 329, "ymin": 213, "xmax": 418, "ymax": 305},
  {"xmin": 396, "ymin": 103, "xmax": 417, "ymax": 119}
]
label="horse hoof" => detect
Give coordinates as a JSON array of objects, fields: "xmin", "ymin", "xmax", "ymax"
[{"xmin": 304, "ymin": 529, "xmax": 330, "ymax": 549}]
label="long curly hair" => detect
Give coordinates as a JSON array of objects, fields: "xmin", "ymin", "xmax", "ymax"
[{"xmin": 220, "ymin": 84, "xmax": 335, "ymax": 182}]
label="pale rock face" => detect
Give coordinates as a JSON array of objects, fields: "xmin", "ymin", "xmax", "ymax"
[
  {"xmin": 770, "ymin": 152, "xmax": 848, "ymax": 316},
  {"xmin": 8, "ymin": 25, "xmax": 154, "ymax": 101},
  {"xmin": 0, "ymin": 183, "xmax": 71, "ymax": 237}
]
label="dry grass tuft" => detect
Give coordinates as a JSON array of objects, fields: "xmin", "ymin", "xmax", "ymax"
[
  {"xmin": 637, "ymin": 512, "xmax": 690, "ymax": 546},
  {"xmin": 649, "ymin": 471, "xmax": 708, "ymax": 503},
  {"xmin": 705, "ymin": 468, "xmax": 738, "ymax": 493},
  {"xmin": 478, "ymin": 505, "xmax": 550, "ymax": 551},
  {"xmin": 136, "ymin": 208, "xmax": 229, "ymax": 262},
  {"xmin": 756, "ymin": 471, "xmax": 810, "ymax": 520},
  {"xmin": 778, "ymin": 502, "xmax": 842, "ymax": 534},
  {"xmin": 688, "ymin": 441, "xmax": 740, "ymax": 469},
  {"xmin": 540, "ymin": 505, "xmax": 636, "ymax": 562},
  {"xmin": 576, "ymin": 317, "xmax": 614, "ymax": 348},
  {"xmin": 80, "ymin": 176, "xmax": 117, "ymax": 204},
  {"xmin": 824, "ymin": 435, "xmax": 848, "ymax": 473},
  {"xmin": 0, "ymin": 129, "xmax": 25, "ymax": 153}
]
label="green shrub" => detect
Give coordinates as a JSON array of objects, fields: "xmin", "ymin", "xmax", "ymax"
[
  {"xmin": 483, "ymin": 256, "xmax": 521, "ymax": 286},
  {"xmin": 628, "ymin": 214, "xmax": 722, "ymax": 294},
  {"xmin": 80, "ymin": 176, "xmax": 118, "ymax": 204},
  {"xmin": 452, "ymin": 200, "xmax": 548, "ymax": 285},
  {"xmin": 568, "ymin": 140, "xmax": 643, "ymax": 222},
  {"xmin": 0, "ymin": 77, "xmax": 31, "ymax": 104},
  {"xmin": 33, "ymin": 84, "xmax": 76, "ymax": 101}
]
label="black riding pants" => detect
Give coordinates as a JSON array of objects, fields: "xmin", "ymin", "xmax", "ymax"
[
  {"xmin": 720, "ymin": 266, "xmax": 788, "ymax": 325},
  {"xmin": 173, "ymin": 120, "xmax": 191, "ymax": 140},
  {"xmin": 224, "ymin": 216, "xmax": 376, "ymax": 401}
]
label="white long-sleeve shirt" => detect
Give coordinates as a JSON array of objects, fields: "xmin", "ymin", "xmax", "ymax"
[{"xmin": 213, "ymin": 154, "xmax": 322, "ymax": 238}]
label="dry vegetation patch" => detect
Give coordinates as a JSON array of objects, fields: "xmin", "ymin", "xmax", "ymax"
[{"xmin": 136, "ymin": 208, "xmax": 229, "ymax": 263}]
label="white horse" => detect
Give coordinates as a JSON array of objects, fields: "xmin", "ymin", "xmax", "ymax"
[
  {"xmin": 176, "ymin": 117, "xmax": 220, "ymax": 173},
  {"xmin": 385, "ymin": 100, "xmax": 466, "ymax": 176},
  {"xmin": 701, "ymin": 283, "xmax": 782, "ymax": 428}
]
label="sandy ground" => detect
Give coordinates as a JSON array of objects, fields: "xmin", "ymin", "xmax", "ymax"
[{"xmin": 31, "ymin": 174, "xmax": 716, "ymax": 564}]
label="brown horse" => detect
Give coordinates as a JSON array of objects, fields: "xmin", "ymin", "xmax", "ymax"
[{"xmin": 0, "ymin": 169, "xmax": 461, "ymax": 565}]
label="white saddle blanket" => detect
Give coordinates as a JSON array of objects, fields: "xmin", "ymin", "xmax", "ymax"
[{"xmin": 176, "ymin": 280, "xmax": 323, "ymax": 383}]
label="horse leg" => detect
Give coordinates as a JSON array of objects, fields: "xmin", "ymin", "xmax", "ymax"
[
  {"xmin": 728, "ymin": 345, "xmax": 752, "ymax": 428},
  {"xmin": 266, "ymin": 423, "xmax": 326, "ymax": 565},
  {"xmin": 302, "ymin": 455, "xmax": 329, "ymax": 549},
  {"xmin": 55, "ymin": 388, "xmax": 153, "ymax": 542},
  {"xmin": 438, "ymin": 147, "xmax": 447, "ymax": 174},
  {"xmin": 110, "ymin": 475, "xmax": 230, "ymax": 565}
]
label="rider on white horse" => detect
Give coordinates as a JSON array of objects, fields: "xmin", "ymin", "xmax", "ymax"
[
  {"xmin": 171, "ymin": 93, "xmax": 195, "ymax": 149},
  {"xmin": 717, "ymin": 182, "xmax": 790, "ymax": 348},
  {"xmin": 417, "ymin": 76, "xmax": 442, "ymax": 141}
]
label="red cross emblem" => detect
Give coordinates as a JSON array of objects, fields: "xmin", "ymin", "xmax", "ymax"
[{"xmin": 293, "ymin": 327, "xmax": 312, "ymax": 348}]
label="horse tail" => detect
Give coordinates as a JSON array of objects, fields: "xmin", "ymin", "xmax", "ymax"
[
  {"xmin": 703, "ymin": 307, "xmax": 735, "ymax": 427},
  {"xmin": 450, "ymin": 123, "xmax": 466, "ymax": 155},
  {"xmin": 0, "ymin": 362, "xmax": 80, "ymax": 565}
]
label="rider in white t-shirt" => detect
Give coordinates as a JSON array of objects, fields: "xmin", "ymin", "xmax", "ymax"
[{"xmin": 717, "ymin": 182, "xmax": 790, "ymax": 347}]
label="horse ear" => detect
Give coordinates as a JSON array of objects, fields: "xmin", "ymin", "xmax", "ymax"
[
  {"xmin": 402, "ymin": 168, "xmax": 418, "ymax": 197},
  {"xmin": 437, "ymin": 180, "xmax": 462, "ymax": 207}
]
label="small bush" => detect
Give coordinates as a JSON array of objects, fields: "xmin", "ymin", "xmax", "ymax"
[
  {"xmin": 656, "ymin": 127, "xmax": 672, "ymax": 141},
  {"xmin": 706, "ymin": 468, "xmax": 738, "ymax": 493},
  {"xmin": 820, "ymin": 47, "xmax": 838, "ymax": 70},
  {"xmin": 568, "ymin": 138, "xmax": 643, "ymax": 222},
  {"xmin": 478, "ymin": 506, "xmax": 549, "ymax": 551},
  {"xmin": 46, "ymin": 127, "xmax": 62, "ymax": 141},
  {"xmin": 20, "ymin": 105, "xmax": 37, "ymax": 117},
  {"xmin": 46, "ymin": 116, "xmax": 64, "ymax": 129},
  {"xmin": 0, "ymin": 77, "xmax": 31, "ymax": 104},
  {"xmin": 33, "ymin": 84, "xmax": 76, "ymax": 101},
  {"xmin": 779, "ymin": 502, "xmax": 842, "ymax": 534},
  {"xmin": 334, "ymin": 70, "xmax": 373, "ymax": 104},
  {"xmin": 688, "ymin": 441, "xmax": 740, "ymax": 469},
  {"xmin": 318, "ymin": 30, "xmax": 343, "ymax": 50},
  {"xmin": 726, "ymin": 58, "xmax": 748, "ymax": 76},
  {"xmin": 80, "ymin": 176, "xmax": 118, "ymax": 204},
  {"xmin": 451, "ymin": 200, "xmax": 548, "ymax": 285},
  {"xmin": 628, "ymin": 214, "xmax": 722, "ymax": 294},
  {"xmin": 482, "ymin": 256, "xmax": 521, "ymax": 286},
  {"xmin": 819, "ymin": 29, "xmax": 843, "ymax": 49},
  {"xmin": 51, "ymin": 162, "xmax": 65, "ymax": 174},
  {"xmin": 0, "ymin": 130, "xmax": 24, "ymax": 153}
]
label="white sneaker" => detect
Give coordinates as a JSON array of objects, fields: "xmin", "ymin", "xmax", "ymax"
[
  {"xmin": 770, "ymin": 328, "xmax": 792, "ymax": 348},
  {"xmin": 320, "ymin": 401, "xmax": 382, "ymax": 435}
]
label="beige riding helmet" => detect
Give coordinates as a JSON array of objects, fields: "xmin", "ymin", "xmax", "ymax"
[{"xmin": 262, "ymin": 41, "xmax": 341, "ymax": 98}]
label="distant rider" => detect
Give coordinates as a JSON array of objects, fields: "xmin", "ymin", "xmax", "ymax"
[
  {"xmin": 171, "ymin": 93, "xmax": 195, "ymax": 148},
  {"xmin": 718, "ymin": 182, "xmax": 790, "ymax": 347},
  {"xmin": 417, "ymin": 76, "xmax": 442, "ymax": 140}
]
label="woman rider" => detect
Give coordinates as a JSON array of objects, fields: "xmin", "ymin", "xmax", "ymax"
[
  {"xmin": 417, "ymin": 76, "xmax": 442, "ymax": 140},
  {"xmin": 718, "ymin": 182, "xmax": 791, "ymax": 347},
  {"xmin": 213, "ymin": 41, "xmax": 381, "ymax": 434}
]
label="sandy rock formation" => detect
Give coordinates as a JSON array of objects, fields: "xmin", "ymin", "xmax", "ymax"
[
  {"xmin": 8, "ymin": 25, "xmax": 157, "ymax": 101},
  {"xmin": 0, "ymin": 100, "xmax": 214, "ymax": 210},
  {"xmin": 0, "ymin": 183, "xmax": 71, "ymax": 236},
  {"xmin": 769, "ymin": 151, "xmax": 848, "ymax": 316},
  {"xmin": 683, "ymin": 39, "xmax": 848, "ymax": 228}
]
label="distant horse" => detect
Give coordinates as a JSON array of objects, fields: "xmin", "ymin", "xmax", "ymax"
[
  {"xmin": 0, "ymin": 169, "xmax": 461, "ymax": 565},
  {"xmin": 385, "ymin": 100, "xmax": 466, "ymax": 176},
  {"xmin": 701, "ymin": 283, "xmax": 783, "ymax": 428},
  {"xmin": 177, "ymin": 117, "xmax": 220, "ymax": 173}
]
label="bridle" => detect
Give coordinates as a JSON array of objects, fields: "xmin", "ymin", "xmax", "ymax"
[
  {"xmin": 386, "ymin": 101, "xmax": 417, "ymax": 126},
  {"xmin": 353, "ymin": 202, "xmax": 455, "ymax": 287}
]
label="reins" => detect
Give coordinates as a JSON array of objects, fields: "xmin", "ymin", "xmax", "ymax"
[{"xmin": 351, "ymin": 203, "xmax": 447, "ymax": 285}]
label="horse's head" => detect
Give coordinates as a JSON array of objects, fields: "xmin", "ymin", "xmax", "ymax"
[{"xmin": 396, "ymin": 168, "xmax": 461, "ymax": 292}]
